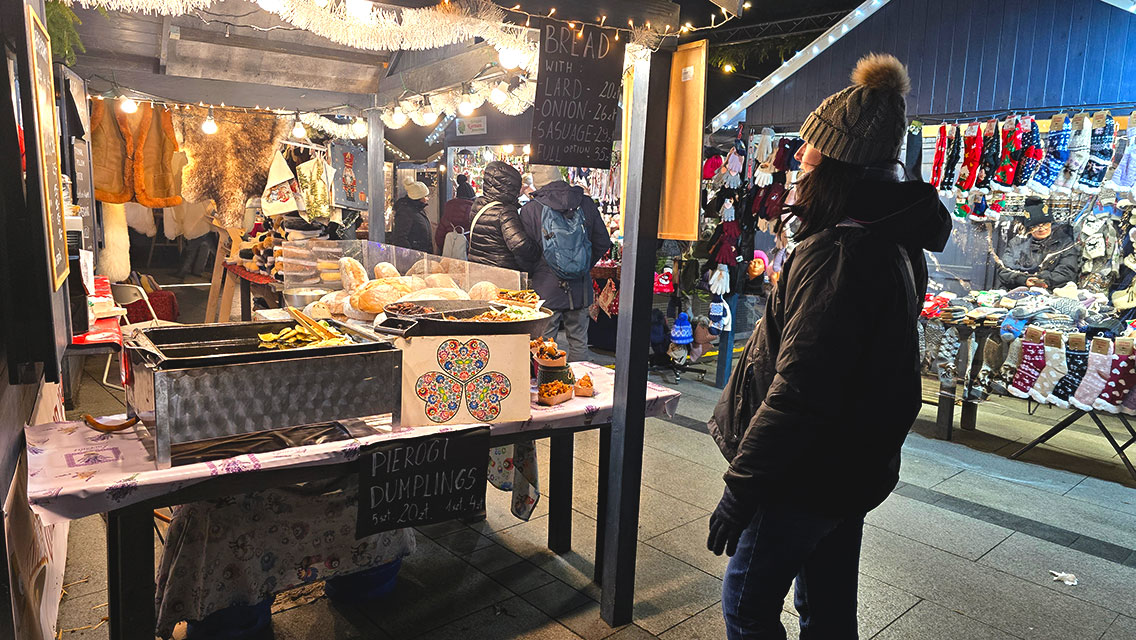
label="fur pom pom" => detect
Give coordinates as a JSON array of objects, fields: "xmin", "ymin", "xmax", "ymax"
[{"xmin": 850, "ymin": 53, "xmax": 910, "ymax": 95}]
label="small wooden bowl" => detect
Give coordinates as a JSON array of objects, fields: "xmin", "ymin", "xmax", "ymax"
[{"xmin": 538, "ymin": 389, "xmax": 574, "ymax": 406}]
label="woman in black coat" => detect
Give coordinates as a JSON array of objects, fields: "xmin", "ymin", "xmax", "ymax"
[
  {"xmin": 468, "ymin": 161, "xmax": 540, "ymax": 272},
  {"xmin": 706, "ymin": 54, "xmax": 952, "ymax": 639},
  {"xmin": 389, "ymin": 176, "xmax": 433, "ymax": 254}
]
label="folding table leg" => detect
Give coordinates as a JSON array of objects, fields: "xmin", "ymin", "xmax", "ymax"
[
  {"xmin": 107, "ymin": 505, "xmax": 155, "ymax": 640},
  {"xmin": 1116, "ymin": 415, "xmax": 1136, "ymax": 451},
  {"xmin": 594, "ymin": 424, "xmax": 611, "ymax": 584},
  {"xmin": 1009, "ymin": 410, "xmax": 1085, "ymax": 459},
  {"xmin": 548, "ymin": 433, "xmax": 574, "ymax": 553},
  {"xmin": 1088, "ymin": 413, "xmax": 1136, "ymax": 481},
  {"xmin": 240, "ymin": 278, "xmax": 252, "ymax": 322}
]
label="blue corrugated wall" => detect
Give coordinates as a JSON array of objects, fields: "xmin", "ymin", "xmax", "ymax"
[{"xmin": 745, "ymin": 0, "xmax": 1136, "ymax": 127}]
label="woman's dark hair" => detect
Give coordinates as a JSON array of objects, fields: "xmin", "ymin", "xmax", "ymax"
[{"xmin": 788, "ymin": 155, "xmax": 866, "ymax": 240}]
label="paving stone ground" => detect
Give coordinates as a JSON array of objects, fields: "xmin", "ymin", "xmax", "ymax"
[{"xmin": 56, "ymin": 279, "xmax": 1136, "ymax": 638}]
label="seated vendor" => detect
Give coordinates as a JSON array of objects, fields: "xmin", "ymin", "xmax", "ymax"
[{"xmin": 995, "ymin": 197, "xmax": 1079, "ymax": 290}]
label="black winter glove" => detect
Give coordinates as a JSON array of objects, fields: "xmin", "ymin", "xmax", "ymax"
[{"xmin": 707, "ymin": 485, "xmax": 754, "ymax": 557}]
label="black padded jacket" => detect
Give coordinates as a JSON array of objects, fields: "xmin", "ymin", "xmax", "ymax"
[
  {"xmin": 708, "ymin": 179, "xmax": 952, "ymax": 517},
  {"xmin": 468, "ymin": 161, "xmax": 540, "ymax": 272}
]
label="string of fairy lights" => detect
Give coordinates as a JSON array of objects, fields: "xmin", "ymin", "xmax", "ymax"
[{"xmin": 74, "ymin": 0, "xmax": 759, "ymax": 140}]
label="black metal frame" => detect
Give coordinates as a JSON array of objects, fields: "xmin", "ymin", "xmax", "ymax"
[
  {"xmin": 104, "ymin": 424, "xmax": 614, "ymax": 640},
  {"xmin": 1010, "ymin": 410, "xmax": 1136, "ymax": 481}
]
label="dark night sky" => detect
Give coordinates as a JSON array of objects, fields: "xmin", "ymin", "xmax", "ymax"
[{"xmin": 676, "ymin": 0, "xmax": 861, "ymax": 118}]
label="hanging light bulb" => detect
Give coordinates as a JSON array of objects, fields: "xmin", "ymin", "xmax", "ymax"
[
  {"xmin": 291, "ymin": 115, "xmax": 306, "ymax": 139},
  {"xmin": 522, "ymin": 144, "xmax": 531, "ymax": 155},
  {"xmin": 489, "ymin": 83, "xmax": 508, "ymax": 105},
  {"xmin": 421, "ymin": 106, "xmax": 438, "ymax": 126},
  {"xmin": 498, "ymin": 48, "xmax": 522, "ymax": 70},
  {"xmin": 482, "ymin": 148, "xmax": 494, "ymax": 162},
  {"xmin": 201, "ymin": 107, "xmax": 218, "ymax": 134},
  {"xmin": 458, "ymin": 97, "xmax": 475, "ymax": 117},
  {"xmin": 313, "ymin": 0, "xmax": 329, "ymax": 6},
  {"xmin": 502, "ymin": 144, "xmax": 515, "ymax": 154},
  {"xmin": 351, "ymin": 118, "xmax": 368, "ymax": 138},
  {"xmin": 257, "ymin": 0, "xmax": 283, "ymax": 12},
  {"xmin": 119, "ymin": 97, "xmax": 138, "ymax": 113},
  {"xmin": 391, "ymin": 108, "xmax": 408, "ymax": 127}
]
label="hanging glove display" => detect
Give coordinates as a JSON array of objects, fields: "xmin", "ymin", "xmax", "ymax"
[{"xmin": 709, "ymin": 264, "xmax": 731, "ymax": 295}]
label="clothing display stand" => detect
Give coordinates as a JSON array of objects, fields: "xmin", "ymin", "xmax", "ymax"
[{"xmin": 1010, "ymin": 410, "xmax": 1136, "ymax": 481}]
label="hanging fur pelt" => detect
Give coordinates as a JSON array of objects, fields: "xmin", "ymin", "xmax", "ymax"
[
  {"xmin": 97, "ymin": 202, "xmax": 131, "ymax": 282},
  {"xmin": 176, "ymin": 107, "xmax": 286, "ymax": 229}
]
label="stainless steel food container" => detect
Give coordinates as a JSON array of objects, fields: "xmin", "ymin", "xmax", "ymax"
[{"xmin": 124, "ymin": 320, "xmax": 401, "ymax": 468}]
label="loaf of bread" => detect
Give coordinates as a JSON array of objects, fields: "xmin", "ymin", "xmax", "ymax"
[
  {"xmin": 373, "ymin": 262, "xmax": 401, "ymax": 279},
  {"xmin": 395, "ymin": 287, "xmax": 470, "ymax": 302},
  {"xmin": 339, "ymin": 257, "xmax": 369, "ymax": 293},
  {"xmin": 424, "ymin": 273, "xmax": 457, "ymax": 289},
  {"xmin": 342, "ymin": 295, "xmax": 377, "ymax": 321},
  {"xmin": 351, "ymin": 282, "xmax": 412, "ymax": 313},
  {"xmin": 406, "ymin": 258, "xmax": 446, "ymax": 276},
  {"xmin": 467, "ymin": 281, "xmax": 499, "ymax": 300},
  {"xmin": 319, "ymin": 290, "xmax": 350, "ymax": 315},
  {"xmin": 302, "ymin": 301, "xmax": 332, "ymax": 320}
]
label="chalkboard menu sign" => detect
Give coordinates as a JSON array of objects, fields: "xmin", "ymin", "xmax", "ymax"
[
  {"xmin": 529, "ymin": 21, "xmax": 626, "ymax": 169},
  {"xmin": 355, "ymin": 426, "xmax": 489, "ymax": 539}
]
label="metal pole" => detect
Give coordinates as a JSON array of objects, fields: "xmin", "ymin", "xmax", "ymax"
[
  {"xmin": 601, "ymin": 48, "xmax": 671, "ymax": 626},
  {"xmin": 368, "ymin": 116, "xmax": 386, "ymax": 242}
]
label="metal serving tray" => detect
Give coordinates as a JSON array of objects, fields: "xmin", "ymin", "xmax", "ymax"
[{"xmin": 124, "ymin": 320, "xmax": 401, "ymax": 468}]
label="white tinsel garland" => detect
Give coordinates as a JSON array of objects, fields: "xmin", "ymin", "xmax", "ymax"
[{"xmin": 299, "ymin": 112, "xmax": 367, "ymax": 139}]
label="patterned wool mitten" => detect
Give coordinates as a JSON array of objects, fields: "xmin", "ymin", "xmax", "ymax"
[
  {"xmin": 922, "ymin": 321, "xmax": 945, "ymax": 373},
  {"xmin": 1077, "ymin": 113, "xmax": 1116, "ymax": 194},
  {"xmin": 994, "ymin": 338, "xmax": 1023, "ymax": 396},
  {"xmin": 1093, "ymin": 353, "xmax": 1136, "ymax": 413},
  {"xmin": 1028, "ymin": 342, "xmax": 1067, "ymax": 403},
  {"xmin": 1120, "ymin": 379, "xmax": 1136, "ymax": 415},
  {"xmin": 1027, "ymin": 117, "xmax": 1071, "ymax": 197},
  {"xmin": 1048, "ymin": 349, "xmax": 1089, "ymax": 408},
  {"xmin": 936, "ymin": 325, "xmax": 961, "ymax": 385},
  {"xmin": 939, "ymin": 125, "xmax": 962, "ymax": 192},
  {"xmin": 955, "ymin": 122, "xmax": 984, "ymax": 192},
  {"xmin": 992, "ymin": 117, "xmax": 1024, "ymax": 190},
  {"xmin": 1105, "ymin": 121, "xmax": 1136, "ymax": 194},
  {"xmin": 930, "ymin": 124, "xmax": 948, "ymax": 188},
  {"xmin": 1070, "ymin": 345, "xmax": 1115, "ymax": 411},
  {"xmin": 1054, "ymin": 117, "xmax": 1092, "ymax": 195},
  {"xmin": 975, "ymin": 120, "xmax": 1001, "ymax": 192},
  {"xmin": 1008, "ymin": 338, "xmax": 1046, "ymax": 398},
  {"xmin": 976, "ymin": 335, "xmax": 1007, "ymax": 393},
  {"xmin": 1014, "ymin": 118, "xmax": 1045, "ymax": 189}
]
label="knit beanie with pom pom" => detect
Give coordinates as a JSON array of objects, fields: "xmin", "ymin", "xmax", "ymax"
[{"xmin": 800, "ymin": 53, "xmax": 911, "ymax": 166}]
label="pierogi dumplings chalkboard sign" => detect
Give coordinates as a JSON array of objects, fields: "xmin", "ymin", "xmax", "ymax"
[{"xmin": 355, "ymin": 426, "xmax": 488, "ymax": 538}]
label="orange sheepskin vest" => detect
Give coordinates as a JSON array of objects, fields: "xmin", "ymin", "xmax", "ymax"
[{"xmin": 91, "ymin": 99, "xmax": 182, "ymax": 208}]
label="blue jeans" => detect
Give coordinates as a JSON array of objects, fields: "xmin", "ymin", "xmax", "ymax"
[{"xmin": 722, "ymin": 505, "xmax": 865, "ymax": 640}]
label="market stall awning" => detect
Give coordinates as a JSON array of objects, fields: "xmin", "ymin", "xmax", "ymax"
[{"xmin": 71, "ymin": 0, "xmax": 388, "ymax": 111}]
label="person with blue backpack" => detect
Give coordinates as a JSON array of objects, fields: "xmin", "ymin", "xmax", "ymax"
[{"xmin": 520, "ymin": 164, "xmax": 613, "ymax": 361}]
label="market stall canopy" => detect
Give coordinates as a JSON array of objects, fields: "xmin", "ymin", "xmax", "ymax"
[{"xmin": 71, "ymin": 0, "xmax": 388, "ymax": 111}]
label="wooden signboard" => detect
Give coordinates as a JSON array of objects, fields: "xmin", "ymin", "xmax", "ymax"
[
  {"xmin": 355, "ymin": 426, "xmax": 488, "ymax": 538},
  {"xmin": 529, "ymin": 20, "xmax": 626, "ymax": 168},
  {"xmin": 26, "ymin": 6, "xmax": 67, "ymax": 290},
  {"xmin": 395, "ymin": 334, "xmax": 530, "ymax": 427}
]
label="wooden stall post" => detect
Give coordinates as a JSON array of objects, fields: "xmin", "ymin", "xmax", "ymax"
[
  {"xmin": 601, "ymin": 48, "xmax": 671, "ymax": 626},
  {"xmin": 367, "ymin": 114, "xmax": 385, "ymax": 242}
]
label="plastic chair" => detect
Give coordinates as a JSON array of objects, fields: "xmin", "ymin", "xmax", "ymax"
[{"xmin": 101, "ymin": 283, "xmax": 180, "ymax": 390}]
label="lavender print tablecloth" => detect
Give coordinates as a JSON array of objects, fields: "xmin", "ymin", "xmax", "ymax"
[{"xmin": 25, "ymin": 362, "xmax": 681, "ymax": 524}]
